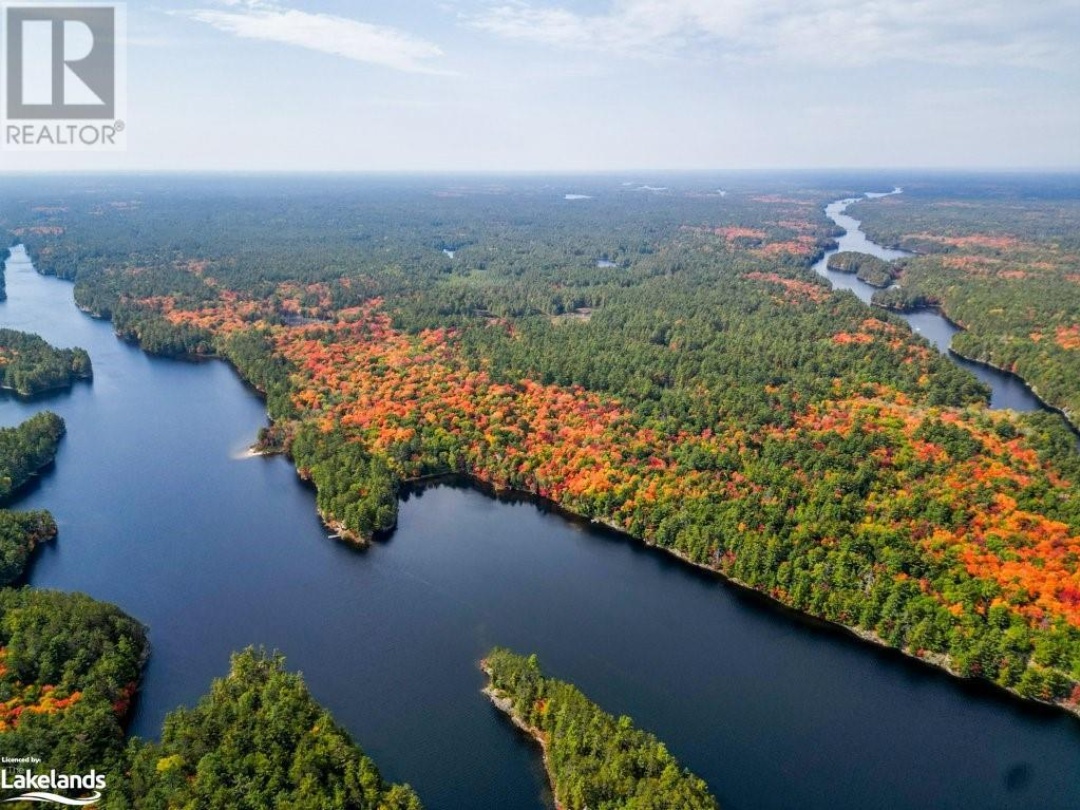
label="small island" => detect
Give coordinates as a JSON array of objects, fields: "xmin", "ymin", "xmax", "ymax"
[
  {"xmin": 0, "ymin": 328, "xmax": 92, "ymax": 397},
  {"xmin": 0, "ymin": 412, "xmax": 66, "ymax": 584},
  {"xmin": 118, "ymin": 649, "xmax": 423, "ymax": 810},
  {"xmin": 483, "ymin": 648, "xmax": 719, "ymax": 810},
  {"xmin": 827, "ymin": 251, "xmax": 899, "ymax": 288},
  {"xmin": 0, "ymin": 510, "xmax": 57, "ymax": 586},
  {"xmin": 0, "ymin": 410, "xmax": 66, "ymax": 501}
]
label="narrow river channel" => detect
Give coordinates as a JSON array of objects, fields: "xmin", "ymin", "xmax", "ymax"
[
  {"xmin": 2, "ymin": 246, "xmax": 1080, "ymax": 809},
  {"xmin": 812, "ymin": 191, "xmax": 1047, "ymax": 412}
]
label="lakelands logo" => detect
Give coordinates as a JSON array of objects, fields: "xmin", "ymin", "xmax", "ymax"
[
  {"xmin": 0, "ymin": 767, "xmax": 105, "ymax": 806},
  {"xmin": 2, "ymin": 2, "xmax": 127, "ymax": 150}
]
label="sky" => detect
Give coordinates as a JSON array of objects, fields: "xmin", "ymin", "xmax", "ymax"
[{"xmin": 3, "ymin": 0, "xmax": 1079, "ymax": 172}]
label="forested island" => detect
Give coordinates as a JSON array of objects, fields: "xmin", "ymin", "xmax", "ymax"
[
  {"xmin": 110, "ymin": 649, "xmax": 421, "ymax": 810},
  {"xmin": 0, "ymin": 510, "xmax": 56, "ymax": 586},
  {"xmin": 0, "ymin": 329, "xmax": 92, "ymax": 397},
  {"xmin": 854, "ymin": 184, "xmax": 1080, "ymax": 426},
  {"xmin": 6, "ymin": 174, "xmax": 1080, "ymax": 720},
  {"xmin": 826, "ymin": 251, "xmax": 898, "ymax": 288},
  {"xmin": 484, "ymin": 649, "xmax": 718, "ymax": 810},
  {"xmin": 0, "ymin": 411, "xmax": 66, "ymax": 585},
  {"xmin": 0, "ymin": 411, "xmax": 65, "ymax": 501}
]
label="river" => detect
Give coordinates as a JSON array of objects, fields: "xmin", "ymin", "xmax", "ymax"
[
  {"xmin": 812, "ymin": 192, "xmax": 1046, "ymax": 412},
  {"xmin": 2, "ymin": 245, "xmax": 1080, "ymax": 809}
]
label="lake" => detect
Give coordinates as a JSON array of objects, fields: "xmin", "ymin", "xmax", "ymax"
[{"xmin": 3, "ymin": 246, "xmax": 1080, "ymax": 809}]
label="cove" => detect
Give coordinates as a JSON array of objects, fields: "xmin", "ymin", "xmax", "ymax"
[
  {"xmin": 813, "ymin": 192, "xmax": 1047, "ymax": 413},
  {"xmin": 3, "ymin": 247, "xmax": 1080, "ymax": 809}
]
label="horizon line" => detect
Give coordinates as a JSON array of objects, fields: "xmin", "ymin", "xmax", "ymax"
[{"xmin": 2, "ymin": 166, "xmax": 1079, "ymax": 177}]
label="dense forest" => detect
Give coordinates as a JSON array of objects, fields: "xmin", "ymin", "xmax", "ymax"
[
  {"xmin": 854, "ymin": 185, "xmax": 1080, "ymax": 425},
  {"xmin": 5, "ymin": 175, "xmax": 1080, "ymax": 717},
  {"xmin": 0, "ymin": 589, "xmax": 147, "ymax": 774},
  {"xmin": 0, "ymin": 411, "xmax": 66, "ymax": 585},
  {"xmin": 110, "ymin": 649, "xmax": 421, "ymax": 810},
  {"xmin": 484, "ymin": 648, "xmax": 718, "ymax": 810},
  {"xmin": 0, "ymin": 329, "xmax": 92, "ymax": 397},
  {"xmin": 0, "ymin": 510, "xmax": 56, "ymax": 587},
  {"xmin": 0, "ymin": 411, "xmax": 65, "ymax": 501}
]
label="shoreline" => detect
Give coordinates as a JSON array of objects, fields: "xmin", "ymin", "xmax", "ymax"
[
  {"xmin": 624, "ymin": 519, "xmax": 1077, "ymax": 719},
  {"xmin": 948, "ymin": 344, "xmax": 1079, "ymax": 433},
  {"xmin": 110, "ymin": 321, "xmax": 1080, "ymax": 721},
  {"xmin": 416, "ymin": 473, "xmax": 1080, "ymax": 722},
  {"xmin": 874, "ymin": 301, "xmax": 1079, "ymax": 434},
  {"xmin": 0, "ymin": 373, "xmax": 92, "ymax": 400},
  {"xmin": 481, "ymin": 662, "xmax": 565, "ymax": 810}
]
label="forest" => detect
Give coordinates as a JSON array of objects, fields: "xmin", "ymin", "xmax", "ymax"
[
  {"xmin": 0, "ymin": 411, "xmax": 66, "ymax": 585},
  {"xmin": 0, "ymin": 329, "xmax": 92, "ymax": 397},
  {"xmin": 484, "ymin": 648, "xmax": 718, "ymax": 810},
  {"xmin": 109, "ymin": 648, "xmax": 421, "ymax": 810},
  {"xmin": 0, "ymin": 589, "xmax": 147, "ymax": 774},
  {"xmin": 0, "ymin": 411, "xmax": 65, "ymax": 502},
  {"xmin": 5, "ymin": 174, "xmax": 1080, "ymax": 719},
  {"xmin": 854, "ymin": 182, "xmax": 1080, "ymax": 425}
]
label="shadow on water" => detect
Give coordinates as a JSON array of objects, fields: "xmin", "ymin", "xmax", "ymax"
[
  {"xmin": 0, "ymin": 457, "xmax": 58, "ymax": 507},
  {"xmin": 0, "ymin": 380, "xmax": 89, "ymax": 408}
]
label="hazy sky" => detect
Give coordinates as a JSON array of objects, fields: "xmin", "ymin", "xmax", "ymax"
[{"xmin": 4, "ymin": 0, "xmax": 1079, "ymax": 172}]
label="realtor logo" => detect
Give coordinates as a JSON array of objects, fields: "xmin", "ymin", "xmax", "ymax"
[
  {"xmin": 6, "ymin": 5, "xmax": 115, "ymax": 119},
  {"xmin": 2, "ymin": 3, "xmax": 126, "ymax": 149}
]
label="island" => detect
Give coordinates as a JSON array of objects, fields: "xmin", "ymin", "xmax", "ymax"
[
  {"xmin": 0, "ymin": 328, "xmax": 92, "ymax": 397},
  {"xmin": 826, "ymin": 251, "xmax": 899, "ymax": 288},
  {"xmin": 0, "ymin": 410, "xmax": 66, "ymax": 501},
  {"xmin": 0, "ymin": 411, "xmax": 66, "ymax": 584},
  {"xmin": 0, "ymin": 509, "xmax": 56, "ymax": 586},
  {"xmin": 117, "ymin": 648, "xmax": 422, "ymax": 810},
  {"xmin": 483, "ymin": 648, "xmax": 718, "ymax": 810}
]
